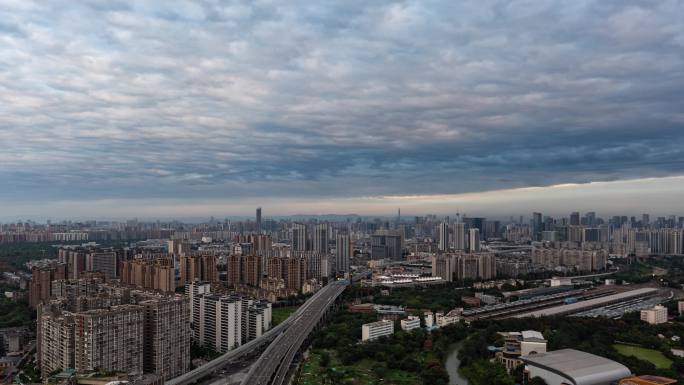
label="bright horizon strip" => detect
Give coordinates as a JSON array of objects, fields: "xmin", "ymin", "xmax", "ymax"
[{"xmin": 1, "ymin": 175, "xmax": 683, "ymax": 221}]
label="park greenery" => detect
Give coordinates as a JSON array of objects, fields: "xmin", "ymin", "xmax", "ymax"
[
  {"xmin": 16, "ymin": 349, "xmax": 41, "ymax": 384},
  {"xmin": 297, "ymin": 291, "xmax": 684, "ymax": 385},
  {"xmin": 613, "ymin": 344, "xmax": 673, "ymax": 369},
  {"xmin": 190, "ymin": 343, "xmax": 221, "ymax": 361},
  {"xmin": 0, "ymin": 297, "xmax": 34, "ymax": 329},
  {"xmin": 296, "ymin": 309, "xmax": 469, "ymax": 385},
  {"xmin": 272, "ymin": 305, "xmax": 299, "ymax": 326},
  {"xmin": 0, "ymin": 242, "xmax": 59, "ymax": 270}
]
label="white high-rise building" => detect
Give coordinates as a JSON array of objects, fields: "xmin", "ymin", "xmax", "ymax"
[
  {"xmin": 191, "ymin": 294, "xmax": 272, "ymax": 353},
  {"xmin": 185, "ymin": 280, "xmax": 211, "ymax": 319},
  {"xmin": 192, "ymin": 294, "xmax": 242, "ymax": 353}
]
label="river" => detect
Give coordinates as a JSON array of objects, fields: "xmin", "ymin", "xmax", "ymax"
[{"xmin": 444, "ymin": 343, "xmax": 469, "ymax": 385}]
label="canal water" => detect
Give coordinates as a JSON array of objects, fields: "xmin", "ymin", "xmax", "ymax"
[{"xmin": 444, "ymin": 343, "xmax": 469, "ymax": 385}]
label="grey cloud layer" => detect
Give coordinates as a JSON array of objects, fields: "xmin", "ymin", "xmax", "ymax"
[{"xmin": 1, "ymin": 0, "xmax": 684, "ymax": 202}]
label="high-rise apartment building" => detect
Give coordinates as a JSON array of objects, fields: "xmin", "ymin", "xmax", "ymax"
[
  {"xmin": 370, "ymin": 233, "xmax": 403, "ymax": 260},
  {"xmin": 453, "ymin": 223, "xmax": 466, "ymax": 250},
  {"xmin": 168, "ymin": 239, "xmax": 191, "ymax": 256},
  {"xmin": 570, "ymin": 212, "xmax": 581, "ymax": 226},
  {"xmin": 239, "ymin": 297, "xmax": 272, "ymax": 342},
  {"xmin": 192, "ymin": 294, "xmax": 242, "ymax": 352},
  {"xmin": 263, "ymin": 256, "xmax": 307, "ymax": 291},
  {"xmin": 140, "ymin": 295, "xmax": 191, "ymax": 379},
  {"xmin": 227, "ymin": 255, "xmax": 263, "ymax": 288},
  {"xmin": 29, "ymin": 263, "xmax": 67, "ymax": 309},
  {"xmin": 469, "ymin": 228, "xmax": 480, "ymax": 253},
  {"xmin": 296, "ymin": 251, "xmax": 329, "ymax": 281},
  {"xmin": 335, "ymin": 234, "xmax": 351, "ymax": 273},
  {"xmin": 180, "ymin": 255, "xmax": 217, "ymax": 284},
  {"xmin": 39, "ymin": 281, "xmax": 190, "ymax": 380},
  {"xmin": 87, "ymin": 252, "xmax": 119, "ymax": 278},
  {"xmin": 243, "ymin": 255, "xmax": 262, "ymax": 287},
  {"xmin": 532, "ymin": 212, "xmax": 543, "ymax": 241},
  {"xmin": 41, "ymin": 305, "xmax": 145, "ymax": 377},
  {"xmin": 313, "ymin": 223, "xmax": 329, "ymax": 253},
  {"xmin": 431, "ymin": 254, "xmax": 456, "ymax": 281},
  {"xmin": 191, "ymin": 294, "xmax": 271, "ymax": 353},
  {"xmin": 228, "ymin": 255, "xmax": 241, "ymax": 287},
  {"xmin": 121, "ymin": 258, "xmax": 175, "ymax": 293},
  {"xmin": 431, "ymin": 252, "xmax": 496, "ymax": 281},
  {"xmin": 66, "ymin": 250, "xmax": 87, "ymax": 279},
  {"xmin": 439, "ymin": 222, "xmax": 449, "ymax": 251},
  {"xmin": 292, "ymin": 223, "xmax": 308, "ymax": 251},
  {"xmin": 287, "ymin": 257, "xmax": 307, "ymax": 291}
]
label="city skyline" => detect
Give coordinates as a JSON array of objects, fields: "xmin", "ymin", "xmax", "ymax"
[
  {"xmin": 2, "ymin": 175, "xmax": 684, "ymax": 221},
  {"xmin": 2, "ymin": 1, "xmax": 684, "ymax": 218}
]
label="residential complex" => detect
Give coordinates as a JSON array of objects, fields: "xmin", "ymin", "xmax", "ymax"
[{"xmin": 38, "ymin": 279, "xmax": 190, "ymax": 380}]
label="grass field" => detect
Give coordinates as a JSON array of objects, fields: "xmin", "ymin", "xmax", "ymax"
[
  {"xmin": 272, "ymin": 306, "xmax": 299, "ymax": 326},
  {"xmin": 297, "ymin": 350, "xmax": 420, "ymax": 385},
  {"xmin": 614, "ymin": 344, "xmax": 673, "ymax": 369}
]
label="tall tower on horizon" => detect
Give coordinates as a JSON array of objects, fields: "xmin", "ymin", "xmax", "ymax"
[{"xmin": 256, "ymin": 207, "xmax": 262, "ymax": 233}]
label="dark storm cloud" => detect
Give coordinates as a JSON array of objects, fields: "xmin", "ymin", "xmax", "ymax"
[{"xmin": 1, "ymin": 0, "xmax": 683, "ymax": 209}]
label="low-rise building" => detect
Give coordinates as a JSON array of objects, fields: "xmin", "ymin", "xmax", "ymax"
[
  {"xmin": 424, "ymin": 311, "xmax": 434, "ymax": 328},
  {"xmin": 0, "ymin": 327, "xmax": 29, "ymax": 354},
  {"xmin": 361, "ymin": 320, "xmax": 394, "ymax": 342},
  {"xmin": 374, "ymin": 305, "xmax": 406, "ymax": 321},
  {"xmin": 348, "ymin": 303, "xmax": 375, "ymax": 313},
  {"xmin": 678, "ymin": 300, "xmax": 684, "ymax": 316},
  {"xmin": 641, "ymin": 305, "xmax": 668, "ymax": 325},
  {"xmin": 495, "ymin": 330, "xmax": 547, "ymax": 373},
  {"xmin": 619, "ymin": 376, "xmax": 677, "ymax": 385},
  {"xmin": 461, "ymin": 296, "xmax": 481, "ymax": 307},
  {"xmin": 400, "ymin": 316, "xmax": 421, "ymax": 332},
  {"xmin": 435, "ymin": 311, "xmax": 460, "ymax": 327}
]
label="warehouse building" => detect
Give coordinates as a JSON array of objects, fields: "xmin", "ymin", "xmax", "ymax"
[{"xmin": 520, "ymin": 349, "xmax": 631, "ymax": 385}]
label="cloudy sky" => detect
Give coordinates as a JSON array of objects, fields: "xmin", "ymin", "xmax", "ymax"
[{"xmin": 1, "ymin": 0, "xmax": 683, "ymax": 219}]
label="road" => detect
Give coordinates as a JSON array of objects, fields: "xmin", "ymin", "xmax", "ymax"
[{"xmin": 241, "ymin": 281, "xmax": 347, "ymax": 385}]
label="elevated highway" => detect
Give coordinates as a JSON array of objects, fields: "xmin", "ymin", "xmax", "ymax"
[
  {"xmin": 241, "ymin": 281, "xmax": 347, "ymax": 385},
  {"xmin": 167, "ymin": 281, "xmax": 347, "ymax": 385}
]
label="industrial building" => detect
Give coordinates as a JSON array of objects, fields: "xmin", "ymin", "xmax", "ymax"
[
  {"xmin": 521, "ymin": 349, "xmax": 631, "ymax": 385},
  {"xmin": 514, "ymin": 288, "xmax": 658, "ymax": 318}
]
